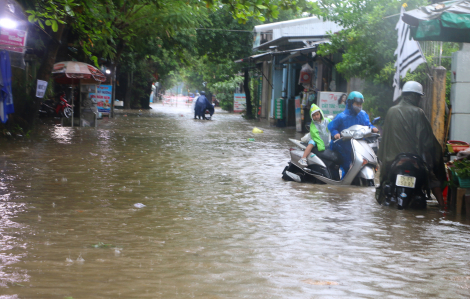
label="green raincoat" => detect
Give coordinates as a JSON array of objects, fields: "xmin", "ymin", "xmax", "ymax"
[
  {"xmin": 309, "ymin": 104, "xmax": 331, "ymax": 152},
  {"xmin": 377, "ymin": 98, "xmax": 446, "ymax": 184}
]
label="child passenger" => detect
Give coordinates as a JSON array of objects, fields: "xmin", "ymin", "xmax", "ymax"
[{"xmin": 298, "ymin": 104, "xmax": 331, "ymax": 167}]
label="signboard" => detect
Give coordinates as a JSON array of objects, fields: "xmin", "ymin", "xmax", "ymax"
[
  {"xmin": 295, "ymin": 96, "xmax": 302, "ymax": 132},
  {"xmin": 36, "ymin": 80, "xmax": 48, "ymax": 98},
  {"xmin": 318, "ymin": 92, "xmax": 347, "ymax": 118},
  {"xmin": 234, "ymin": 93, "xmax": 246, "ymax": 113},
  {"xmin": 0, "ymin": 28, "xmax": 27, "ymax": 53},
  {"xmin": 90, "ymin": 85, "xmax": 112, "ymax": 113},
  {"xmin": 97, "ymin": 85, "xmax": 112, "ymax": 97}
]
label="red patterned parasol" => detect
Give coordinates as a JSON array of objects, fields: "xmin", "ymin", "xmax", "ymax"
[{"xmin": 52, "ymin": 61, "xmax": 107, "ymax": 85}]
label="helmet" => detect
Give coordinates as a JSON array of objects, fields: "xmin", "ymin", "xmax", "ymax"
[
  {"xmin": 200, "ymin": 91, "xmax": 205, "ymax": 95},
  {"xmin": 347, "ymin": 91, "xmax": 364, "ymax": 104},
  {"xmin": 402, "ymin": 81, "xmax": 424, "ymax": 95}
]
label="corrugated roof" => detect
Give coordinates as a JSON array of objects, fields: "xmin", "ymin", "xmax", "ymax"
[{"xmin": 254, "ymin": 16, "xmax": 343, "ymax": 40}]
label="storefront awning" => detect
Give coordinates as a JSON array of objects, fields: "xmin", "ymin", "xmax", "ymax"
[
  {"xmin": 254, "ymin": 35, "xmax": 327, "ymax": 51},
  {"xmin": 235, "ymin": 52, "xmax": 273, "ymax": 63},
  {"xmin": 235, "ymin": 40, "xmax": 330, "ymax": 64}
]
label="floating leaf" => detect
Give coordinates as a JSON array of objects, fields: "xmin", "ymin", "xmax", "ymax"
[
  {"xmin": 91, "ymin": 242, "xmax": 114, "ymax": 248},
  {"xmin": 302, "ymin": 279, "xmax": 339, "ymax": 285}
]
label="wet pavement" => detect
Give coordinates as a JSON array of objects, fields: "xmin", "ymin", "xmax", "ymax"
[{"xmin": 1, "ymin": 103, "xmax": 470, "ymax": 298}]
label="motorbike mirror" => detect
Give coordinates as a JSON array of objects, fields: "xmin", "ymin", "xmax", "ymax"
[{"xmin": 372, "ymin": 117, "xmax": 381, "ymax": 125}]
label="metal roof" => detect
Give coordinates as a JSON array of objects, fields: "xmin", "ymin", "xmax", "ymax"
[{"xmin": 235, "ymin": 40, "xmax": 330, "ymax": 64}]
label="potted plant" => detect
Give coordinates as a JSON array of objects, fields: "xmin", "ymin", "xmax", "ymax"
[{"xmin": 447, "ymin": 159, "xmax": 470, "ymax": 188}]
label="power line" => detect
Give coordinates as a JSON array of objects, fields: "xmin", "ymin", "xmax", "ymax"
[{"xmin": 195, "ymin": 28, "xmax": 272, "ymax": 34}]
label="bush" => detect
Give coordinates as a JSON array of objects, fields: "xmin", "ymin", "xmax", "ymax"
[{"xmin": 212, "ymin": 76, "xmax": 243, "ymax": 112}]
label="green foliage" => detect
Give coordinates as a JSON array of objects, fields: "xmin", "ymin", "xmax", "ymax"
[
  {"xmin": 452, "ymin": 159, "xmax": 470, "ymax": 179},
  {"xmin": 25, "ymin": 0, "xmax": 74, "ymax": 31},
  {"xmin": 212, "ymin": 76, "xmax": 243, "ymax": 112},
  {"xmin": 309, "ymin": 1, "xmax": 460, "ymax": 119}
]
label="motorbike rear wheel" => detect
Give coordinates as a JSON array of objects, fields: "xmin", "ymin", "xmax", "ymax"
[
  {"xmin": 62, "ymin": 107, "xmax": 73, "ymax": 118},
  {"xmin": 359, "ymin": 178, "xmax": 375, "ymax": 187}
]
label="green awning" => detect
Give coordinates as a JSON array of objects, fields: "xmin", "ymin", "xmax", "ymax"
[{"xmin": 403, "ymin": 0, "xmax": 470, "ymax": 42}]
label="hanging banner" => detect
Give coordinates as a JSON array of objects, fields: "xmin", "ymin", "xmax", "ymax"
[
  {"xmin": 234, "ymin": 93, "xmax": 246, "ymax": 113},
  {"xmin": 0, "ymin": 28, "xmax": 27, "ymax": 53},
  {"xmin": 35, "ymin": 80, "xmax": 48, "ymax": 98},
  {"xmin": 317, "ymin": 91, "xmax": 347, "ymax": 118}
]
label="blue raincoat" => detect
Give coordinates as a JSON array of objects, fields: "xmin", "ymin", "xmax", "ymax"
[
  {"xmin": 328, "ymin": 106, "xmax": 376, "ymax": 175},
  {"xmin": 0, "ymin": 51, "xmax": 14, "ymax": 124},
  {"xmin": 194, "ymin": 95, "xmax": 214, "ymax": 119}
]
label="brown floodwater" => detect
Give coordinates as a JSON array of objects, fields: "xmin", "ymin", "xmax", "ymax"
[{"xmin": 1, "ymin": 103, "xmax": 470, "ymax": 298}]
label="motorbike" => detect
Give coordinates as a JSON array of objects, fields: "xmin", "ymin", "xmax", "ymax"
[
  {"xmin": 376, "ymin": 153, "xmax": 430, "ymax": 210},
  {"xmin": 304, "ymin": 117, "xmax": 381, "ymax": 155},
  {"xmin": 39, "ymin": 92, "xmax": 73, "ymax": 118},
  {"xmin": 203, "ymin": 103, "xmax": 215, "ymax": 120},
  {"xmin": 282, "ymin": 124, "xmax": 380, "ymax": 186}
]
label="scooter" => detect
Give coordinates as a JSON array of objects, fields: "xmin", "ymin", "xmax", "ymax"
[
  {"xmin": 282, "ymin": 125, "xmax": 380, "ymax": 186},
  {"xmin": 202, "ymin": 103, "xmax": 215, "ymax": 120},
  {"xmin": 39, "ymin": 92, "xmax": 73, "ymax": 118},
  {"xmin": 376, "ymin": 153, "xmax": 430, "ymax": 209}
]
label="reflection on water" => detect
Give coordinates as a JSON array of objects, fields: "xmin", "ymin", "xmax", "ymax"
[{"xmin": 0, "ymin": 103, "xmax": 470, "ymax": 298}]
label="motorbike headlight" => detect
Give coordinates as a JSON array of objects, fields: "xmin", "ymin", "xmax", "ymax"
[{"xmin": 353, "ymin": 131, "xmax": 364, "ymax": 139}]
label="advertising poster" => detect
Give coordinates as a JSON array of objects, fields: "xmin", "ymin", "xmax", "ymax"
[
  {"xmin": 295, "ymin": 96, "xmax": 302, "ymax": 132},
  {"xmin": 317, "ymin": 91, "xmax": 347, "ymax": 118},
  {"xmin": 95, "ymin": 85, "xmax": 113, "ymax": 113},
  {"xmin": 36, "ymin": 80, "xmax": 48, "ymax": 98},
  {"xmin": 89, "ymin": 94, "xmax": 112, "ymax": 113},
  {"xmin": 234, "ymin": 93, "xmax": 246, "ymax": 113},
  {"xmin": 0, "ymin": 28, "xmax": 27, "ymax": 53}
]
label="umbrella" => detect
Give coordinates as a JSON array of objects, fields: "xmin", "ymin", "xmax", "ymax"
[
  {"xmin": 402, "ymin": 0, "xmax": 470, "ymax": 42},
  {"xmin": 52, "ymin": 61, "xmax": 106, "ymax": 85}
]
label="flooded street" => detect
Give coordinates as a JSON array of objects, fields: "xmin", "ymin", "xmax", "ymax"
[{"xmin": 1, "ymin": 103, "xmax": 470, "ymax": 298}]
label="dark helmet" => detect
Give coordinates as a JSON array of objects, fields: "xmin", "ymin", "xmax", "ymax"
[{"xmin": 200, "ymin": 91, "xmax": 205, "ymax": 95}]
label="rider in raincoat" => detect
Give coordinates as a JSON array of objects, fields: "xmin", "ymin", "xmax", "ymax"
[
  {"xmin": 194, "ymin": 91, "xmax": 214, "ymax": 120},
  {"xmin": 327, "ymin": 91, "xmax": 378, "ymax": 176},
  {"xmin": 376, "ymin": 81, "xmax": 445, "ymax": 207},
  {"xmin": 298, "ymin": 103, "xmax": 331, "ymax": 166}
]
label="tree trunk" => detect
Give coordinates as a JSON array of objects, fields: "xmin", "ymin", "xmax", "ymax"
[
  {"xmin": 27, "ymin": 23, "xmax": 67, "ymax": 127},
  {"xmin": 124, "ymin": 71, "xmax": 132, "ymax": 109},
  {"xmin": 244, "ymin": 69, "xmax": 253, "ymax": 119}
]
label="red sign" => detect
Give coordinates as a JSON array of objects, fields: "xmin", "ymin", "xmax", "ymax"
[{"xmin": 0, "ymin": 28, "xmax": 27, "ymax": 53}]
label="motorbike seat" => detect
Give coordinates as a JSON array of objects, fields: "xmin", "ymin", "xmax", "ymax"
[{"xmin": 313, "ymin": 148, "xmax": 342, "ymax": 164}]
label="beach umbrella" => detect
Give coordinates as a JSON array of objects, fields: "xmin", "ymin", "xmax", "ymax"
[
  {"xmin": 402, "ymin": 0, "xmax": 470, "ymax": 42},
  {"xmin": 52, "ymin": 61, "xmax": 106, "ymax": 85}
]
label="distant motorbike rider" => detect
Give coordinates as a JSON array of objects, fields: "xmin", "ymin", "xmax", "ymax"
[
  {"xmin": 377, "ymin": 81, "xmax": 445, "ymax": 207},
  {"xmin": 327, "ymin": 91, "xmax": 379, "ymax": 176},
  {"xmin": 194, "ymin": 91, "xmax": 214, "ymax": 120}
]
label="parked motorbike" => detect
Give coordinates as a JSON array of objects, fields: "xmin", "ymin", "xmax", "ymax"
[
  {"xmin": 376, "ymin": 153, "xmax": 430, "ymax": 210},
  {"xmin": 39, "ymin": 92, "xmax": 73, "ymax": 118},
  {"xmin": 282, "ymin": 125, "xmax": 380, "ymax": 186}
]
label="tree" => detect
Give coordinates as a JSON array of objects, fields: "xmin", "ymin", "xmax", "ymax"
[{"xmin": 308, "ymin": 0, "xmax": 442, "ymax": 118}]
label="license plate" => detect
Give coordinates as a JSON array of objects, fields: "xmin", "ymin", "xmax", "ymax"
[{"xmin": 396, "ymin": 174, "xmax": 416, "ymax": 188}]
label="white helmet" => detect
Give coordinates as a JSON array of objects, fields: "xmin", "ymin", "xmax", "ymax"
[{"xmin": 402, "ymin": 81, "xmax": 424, "ymax": 95}]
